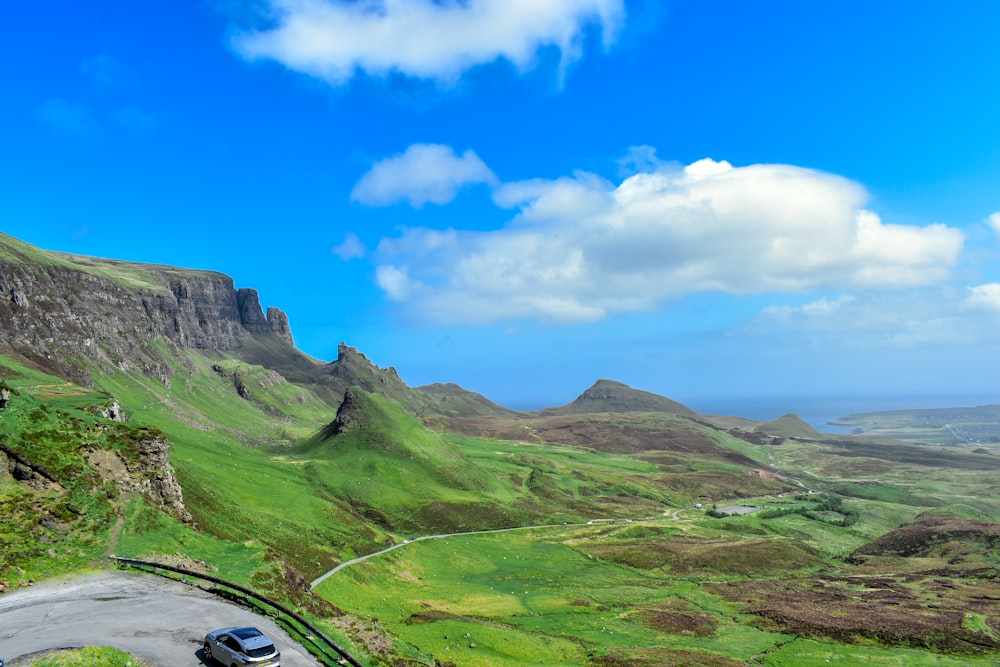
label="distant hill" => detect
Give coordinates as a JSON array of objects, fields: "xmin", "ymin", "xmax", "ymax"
[
  {"xmin": 754, "ymin": 413, "xmax": 821, "ymax": 438},
  {"xmin": 831, "ymin": 403, "xmax": 1000, "ymax": 445},
  {"xmin": 538, "ymin": 379, "xmax": 699, "ymax": 417},
  {"xmin": 416, "ymin": 382, "xmax": 518, "ymax": 418}
]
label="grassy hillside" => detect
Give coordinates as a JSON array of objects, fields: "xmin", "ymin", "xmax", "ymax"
[
  {"xmin": 755, "ymin": 413, "xmax": 822, "ymax": 438},
  {"xmin": 0, "ymin": 230, "xmax": 216, "ymax": 293}
]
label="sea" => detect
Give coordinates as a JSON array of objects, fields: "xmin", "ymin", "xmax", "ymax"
[
  {"xmin": 685, "ymin": 394, "xmax": 1000, "ymax": 435},
  {"xmin": 502, "ymin": 393, "xmax": 1000, "ymax": 435}
]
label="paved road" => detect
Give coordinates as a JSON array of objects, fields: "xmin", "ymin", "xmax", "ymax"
[
  {"xmin": 310, "ymin": 518, "xmax": 669, "ymax": 589},
  {"xmin": 0, "ymin": 571, "xmax": 320, "ymax": 667},
  {"xmin": 311, "ymin": 522, "xmax": 595, "ymax": 589}
]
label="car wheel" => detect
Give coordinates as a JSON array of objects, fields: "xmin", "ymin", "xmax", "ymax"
[{"xmin": 203, "ymin": 641, "xmax": 212, "ymax": 662}]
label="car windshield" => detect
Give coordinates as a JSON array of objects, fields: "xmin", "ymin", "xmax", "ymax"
[{"xmin": 245, "ymin": 644, "xmax": 276, "ymax": 658}]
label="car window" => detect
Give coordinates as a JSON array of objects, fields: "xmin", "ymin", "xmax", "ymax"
[
  {"xmin": 246, "ymin": 644, "xmax": 276, "ymax": 658},
  {"xmin": 224, "ymin": 637, "xmax": 243, "ymax": 652}
]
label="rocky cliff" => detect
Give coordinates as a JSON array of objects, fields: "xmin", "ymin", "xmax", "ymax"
[{"xmin": 0, "ymin": 233, "xmax": 292, "ymax": 382}]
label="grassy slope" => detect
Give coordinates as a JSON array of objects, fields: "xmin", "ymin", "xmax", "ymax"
[
  {"xmin": 299, "ymin": 390, "xmax": 685, "ymax": 534},
  {"xmin": 0, "ymin": 358, "xmax": 123, "ymax": 580},
  {"xmin": 0, "ymin": 230, "xmax": 220, "ymax": 293},
  {"xmin": 316, "ymin": 509, "xmax": 999, "ymax": 667}
]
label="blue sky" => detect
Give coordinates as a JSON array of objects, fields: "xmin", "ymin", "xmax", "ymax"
[{"xmin": 3, "ymin": 1, "xmax": 1000, "ymax": 417}]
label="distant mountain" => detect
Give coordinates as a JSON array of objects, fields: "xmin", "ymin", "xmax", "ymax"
[{"xmin": 538, "ymin": 379, "xmax": 699, "ymax": 417}]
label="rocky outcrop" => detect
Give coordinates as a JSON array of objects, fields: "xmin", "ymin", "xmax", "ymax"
[
  {"xmin": 0, "ymin": 444, "xmax": 63, "ymax": 492},
  {"xmin": 266, "ymin": 306, "xmax": 293, "ymax": 345},
  {"xmin": 97, "ymin": 399, "xmax": 127, "ymax": 422},
  {"xmin": 0, "ymin": 234, "xmax": 294, "ymax": 381},
  {"xmin": 84, "ymin": 435, "xmax": 193, "ymax": 524},
  {"xmin": 320, "ymin": 388, "xmax": 364, "ymax": 440},
  {"xmin": 728, "ymin": 429, "xmax": 785, "ymax": 446},
  {"xmin": 324, "ymin": 342, "xmax": 408, "ymax": 398},
  {"xmin": 236, "ymin": 288, "xmax": 293, "ymax": 344}
]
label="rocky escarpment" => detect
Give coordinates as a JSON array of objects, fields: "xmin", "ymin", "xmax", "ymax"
[{"xmin": 0, "ymin": 234, "xmax": 293, "ymax": 382}]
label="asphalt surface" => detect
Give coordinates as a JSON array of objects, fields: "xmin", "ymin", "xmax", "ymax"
[{"xmin": 0, "ymin": 571, "xmax": 321, "ymax": 666}]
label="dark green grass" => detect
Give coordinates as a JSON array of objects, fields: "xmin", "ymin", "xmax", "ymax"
[{"xmin": 18, "ymin": 645, "xmax": 152, "ymax": 666}]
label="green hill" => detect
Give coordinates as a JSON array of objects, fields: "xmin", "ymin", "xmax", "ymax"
[
  {"xmin": 755, "ymin": 413, "xmax": 822, "ymax": 438},
  {"xmin": 538, "ymin": 379, "xmax": 699, "ymax": 417},
  {"xmin": 416, "ymin": 381, "xmax": 518, "ymax": 418}
]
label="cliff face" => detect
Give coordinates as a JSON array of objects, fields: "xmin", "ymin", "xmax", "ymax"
[{"xmin": 0, "ymin": 235, "xmax": 293, "ymax": 381}]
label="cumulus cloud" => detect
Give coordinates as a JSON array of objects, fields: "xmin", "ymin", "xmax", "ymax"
[
  {"xmin": 332, "ymin": 231, "xmax": 366, "ymax": 260},
  {"xmin": 987, "ymin": 212, "xmax": 1000, "ymax": 238},
  {"xmin": 792, "ymin": 295, "xmax": 858, "ymax": 317},
  {"xmin": 964, "ymin": 283, "xmax": 1000, "ymax": 311},
  {"xmin": 616, "ymin": 145, "xmax": 663, "ymax": 178},
  {"xmin": 751, "ymin": 291, "xmax": 977, "ymax": 347},
  {"xmin": 352, "ymin": 143, "xmax": 497, "ymax": 207},
  {"xmin": 231, "ymin": 0, "xmax": 624, "ymax": 85},
  {"xmin": 372, "ymin": 157, "xmax": 966, "ymax": 325}
]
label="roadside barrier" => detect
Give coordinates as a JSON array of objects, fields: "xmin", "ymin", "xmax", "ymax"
[{"xmin": 109, "ymin": 556, "xmax": 364, "ymax": 667}]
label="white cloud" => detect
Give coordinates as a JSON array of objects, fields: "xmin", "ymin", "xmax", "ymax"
[
  {"xmin": 751, "ymin": 288, "xmax": 1000, "ymax": 348},
  {"xmin": 616, "ymin": 145, "xmax": 662, "ymax": 178},
  {"xmin": 987, "ymin": 212, "xmax": 1000, "ymax": 238},
  {"xmin": 375, "ymin": 264, "xmax": 413, "ymax": 300},
  {"xmin": 372, "ymin": 156, "xmax": 966, "ymax": 325},
  {"xmin": 352, "ymin": 143, "xmax": 496, "ymax": 207},
  {"xmin": 332, "ymin": 231, "xmax": 366, "ymax": 260},
  {"xmin": 800, "ymin": 295, "xmax": 857, "ymax": 317},
  {"xmin": 964, "ymin": 283, "xmax": 1000, "ymax": 311},
  {"xmin": 231, "ymin": 0, "xmax": 624, "ymax": 85}
]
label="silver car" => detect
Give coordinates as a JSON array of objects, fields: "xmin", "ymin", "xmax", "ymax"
[{"xmin": 203, "ymin": 626, "xmax": 281, "ymax": 667}]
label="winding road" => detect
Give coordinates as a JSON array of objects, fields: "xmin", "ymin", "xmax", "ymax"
[
  {"xmin": 311, "ymin": 522, "xmax": 570, "ymax": 589},
  {"xmin": 310, "ymin": 516, "xmax": 681, "ymax": 589},
  {"xmin": 0, "ymin": 571, "xmax": 320, "ymax": 666}
]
